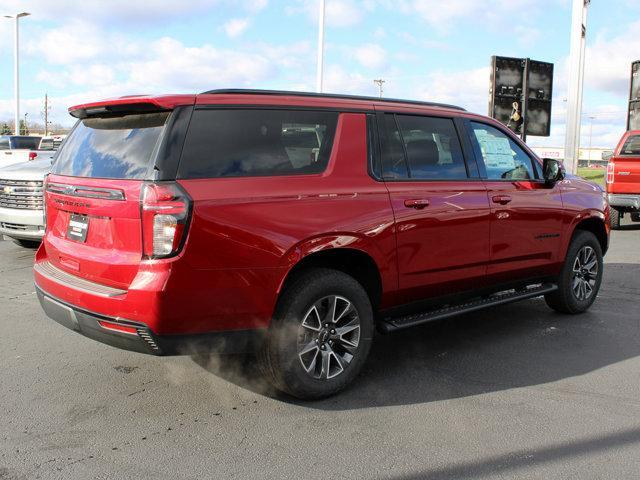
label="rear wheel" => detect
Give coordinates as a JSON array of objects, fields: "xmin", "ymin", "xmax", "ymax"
[
  {"xmin": 609, "ymin": 207, "xmax": 622, "ymax": 230},
  {"xmin": 260, "ymin": 268, "xmax": 374, "ymax": 399},
  {"xmin": 545, "ymin": 230, "xmax": 603, "ymax": 314},
  {"xmin": 12, "ymin": 238, "xmax": 40, "ymax": 249},
  {"xmin": 631, "ymin": 212, "xmax": 640, "ymax": 223}
]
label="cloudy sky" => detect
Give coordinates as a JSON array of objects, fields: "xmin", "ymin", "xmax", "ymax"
[{"xmin": 0, "ymin": 0, "xmax": 638, "ymax": 148}]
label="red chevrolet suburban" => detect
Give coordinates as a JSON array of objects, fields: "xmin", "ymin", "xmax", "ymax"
[
  {"xmin": 34, "ymin": 90, "xmax": 609, "ymax": 399},
  {"xmin": 606, "ymin": 130, "xmax": 640, "ymax": 228}
]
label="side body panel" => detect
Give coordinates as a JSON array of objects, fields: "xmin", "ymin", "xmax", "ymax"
[
  {"xmin": 558, "ymin": 175, "xmax": 609, "ymax": 256},
  {"xmin": 172, "ymin": 112, "xmax": 397, "ymax": 332},
  {"xmin": 483, "ymin": 180, "xmax": 565, "ymax": 282},
  {"xmin": 384, "ymin": 181, "xmax": 491, "ymax": 302}
]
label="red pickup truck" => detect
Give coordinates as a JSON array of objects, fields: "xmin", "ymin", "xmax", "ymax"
[{"xmin": 607, "ymin": 130, "xmax": 640, "ymax": 228}]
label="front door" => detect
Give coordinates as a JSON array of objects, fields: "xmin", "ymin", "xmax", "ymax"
[
  {"xmin": 466, "ymin": 121, "xmax": 564, "ymax": 283},
  {"xmin": 379, "ymin": 112, "xmax": 491, "ymax": 303}
]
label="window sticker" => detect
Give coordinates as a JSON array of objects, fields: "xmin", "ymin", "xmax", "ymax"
[{"xmin": 474, "ymin": 129, "xmax": 515, "ymax": 169}]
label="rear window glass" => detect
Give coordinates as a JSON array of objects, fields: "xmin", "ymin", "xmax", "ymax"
[
  {"xmin": 51, "ymin": 113, "xmax": 169, "ymax": 179},
  {"xmin": 178, "ymin": 109, "xmax": 338, "ymax": 179},
  {"xmin": 620, "ymin": 135, "xmax": 640, "ymax": 156},
  {"xmin": 0, "ymin": 137, "xmax": 9, "ymax": 150},
  {"xmin": 11, "ymin": 136, "xmax": 41, "ymax": 149}
]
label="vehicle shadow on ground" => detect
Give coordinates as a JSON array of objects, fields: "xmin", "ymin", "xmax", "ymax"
[{"xmin": 192, "ymin": 262, "xmax": 640, "ymax": 410}]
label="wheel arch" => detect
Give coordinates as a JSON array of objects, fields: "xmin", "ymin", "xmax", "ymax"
[
  {"xmin": 277, "ymin": 247, "xmax": 384, "ymax": 313},
  {"xmin": 571, "ymin": 213, "xmax": 609, "ymax": 255}
]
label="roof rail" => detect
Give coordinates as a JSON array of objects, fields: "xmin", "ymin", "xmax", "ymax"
[{"xmin": 198, "ymin": 89, "xmax": 466, "ymax": 112}]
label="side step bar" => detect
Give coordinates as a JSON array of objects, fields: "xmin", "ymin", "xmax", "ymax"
[{"xmin": 379, "ymin": 283, "xmax": 558, "ymax": 333}]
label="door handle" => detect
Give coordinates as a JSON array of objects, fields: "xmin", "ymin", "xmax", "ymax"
[
  {"xmin": 492, "ymin": 195, "xmax": 512, "ymax": 205},
  {"xmin": 404, "ymin": 199, "xmax": 430, "ymax": 209}
]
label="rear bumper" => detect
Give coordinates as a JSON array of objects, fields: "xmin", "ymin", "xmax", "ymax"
[
  {"xmin": 608, "ymin": 193, "xmax": 640, "ymax": 209},
  {"xmin": 36, "ymin": 286, "xmax": 266, "ymax": 355},
  {"xmin": 0, "ymin": 207, "xmax": 44, "ymax": 240}
]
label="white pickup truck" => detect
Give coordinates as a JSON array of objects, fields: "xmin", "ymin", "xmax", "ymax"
[{"xmin": 0, "ymin": 135, "xmax": 56, "ymax": 167}]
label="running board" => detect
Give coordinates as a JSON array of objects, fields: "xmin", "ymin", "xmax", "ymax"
[{"xmin": 379, "ymin": 283, "xmax": 558, "ymax": 333}]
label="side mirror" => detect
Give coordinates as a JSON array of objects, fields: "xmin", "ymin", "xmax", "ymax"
[
  {"xmin": 602, "ymin": 151, "xmax": 613, "ymax": 162},
  {"xmin": 542, "ymin": 158, "xmax": 565, "ymax": 186}
]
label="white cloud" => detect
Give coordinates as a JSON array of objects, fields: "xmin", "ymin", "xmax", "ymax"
[
  {"xmin": 125, "ymin": 37, "xmax": 274, "ymax": 91},
  {"xmin": 414, "ymin": 66, "xmax": 491, "ymax": 114},
  {"xmin": 584, "ymin": 20, "xmax": 640, "ymax": 98},
  {"xmin": 223, "ymin": 18, "xmax": 251, "ymax": 38},
  {"xmin": 353, "ymin": 43, "xmax": 387, "ymax": 70},
  {"xmin": 323, "ymin": 65, "xmax": 376, "ymax": 96}
]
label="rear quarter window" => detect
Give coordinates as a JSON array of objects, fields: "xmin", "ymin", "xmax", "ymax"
[{"xmin": 178, "ymin": 109, "xmax": 338, "ymax": 179}]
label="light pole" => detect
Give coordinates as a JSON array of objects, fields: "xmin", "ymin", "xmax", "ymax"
[
  {"xmin": 4, "ymin": 12, "xmax": 30, "ymax": 136},
  {"xmin": 316, "ymin": 0, "xmax": 325, "ymax": 93},
  {"xmin": 587, "ymin": 115, "xmax": 595, "ymax": 167},
  {"xmin": 564, "ymin": 0, "xmax": 589, "ymax": 174}
]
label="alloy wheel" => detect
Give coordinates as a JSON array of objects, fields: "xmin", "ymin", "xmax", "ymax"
[
  {"xmin": 297, "ymin": 295, "xmax": 361, "ymax": 380},
  {"xmin": 571, "ymin": 246, "xmax": 598, "ymax": 301}
]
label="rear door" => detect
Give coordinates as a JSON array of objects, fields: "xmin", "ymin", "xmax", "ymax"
[
  {"xmin": 378, "ymin": 112, "xmax": 491, "ymax": 302},
  {"xmin": 610, "ymin": 133, "xmax": 640, "ymax": 193},
  {"xmin": 43, "ymin": 111, "xmax": 172, "ymax": 289},
  {"xmin": 465, "ymin": 120, "xmax": 564, "ymax": 282}
]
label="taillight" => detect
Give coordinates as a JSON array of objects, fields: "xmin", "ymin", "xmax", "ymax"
[
  {"xmin": 141, "ymin": 182, "xmax": 192, "ymax": 259},
  {"xmin": 29, "ymin": 152, "xmax": 37, "ymax": 161},
  {"xmin": 606, "ymin": 162, "xmax": 615, "ymax": 184}
]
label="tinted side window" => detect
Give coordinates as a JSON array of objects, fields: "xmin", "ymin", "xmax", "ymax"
[
  {"xmin": 469, "ymin": 122, "xmax": 535, "ymax": 180},
  {"xmin": 396, "ymin": 115, "xmax": 467, "ymax": 180},
  {"xmin": 0, "ymin": 137, "xmax": 9, "ymax": 151},
  {"xmin": 178, "ymin": 109, "xmax": 338, "ymax": 179}
]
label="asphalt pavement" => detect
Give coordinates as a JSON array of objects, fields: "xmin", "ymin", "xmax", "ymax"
[{"xmin": 1, "ymin": 221, "xmax": 639, "ymax": 480}]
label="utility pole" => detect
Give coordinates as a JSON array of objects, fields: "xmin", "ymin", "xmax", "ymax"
[
  {"xmin": 373, "ymin": 78, "xmax": 385, "ymax": 98},
  {"xmin": 588, "ymin": 115, "xmax": 595, "ymax": 167},
  {"xmin": 3, "ymin": 12, "xmax": 30, "ymax": 136},
  {"xmin": 42, "ymin": 93, "xmax": 50, "ymax": 136},
  {"xmin": 315, "ymin": 0, "xmax": 325, "ymax": 93},
  {"xmin": 564, "ymin": 0, "xmax": 589, "ymax": 174}
]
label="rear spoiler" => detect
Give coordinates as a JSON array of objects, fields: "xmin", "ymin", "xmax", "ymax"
[
  {"xmin": 69, "ymin": 95, "xmax": 196, "ymax": 119},
  {"xmin": 69, "ymin": 102, "xmax": 168, "ymax": 119}
]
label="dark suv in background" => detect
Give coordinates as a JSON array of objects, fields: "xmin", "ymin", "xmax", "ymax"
[{"xmin": 35, "ymin": 90, "xmax": 609, "ymax": 399}]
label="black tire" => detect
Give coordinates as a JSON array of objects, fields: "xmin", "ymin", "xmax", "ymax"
[
  {"xmin": 609, "ymin": 207, "xmax": 622, "ymax": 230},
  {"xmin": 260, "ymin": 268, "xmax": 374, "ymax": 400},
  {"xmin": 545, "ymin": 230, "xmax": 603, "ymax": 314},
  {"xmin": 12, "ymin": 238, "xmax": 40, "ymax": 249},
  {"xmin": 631, "ymin": 212, "xmax": 640, "ymax": 223}
]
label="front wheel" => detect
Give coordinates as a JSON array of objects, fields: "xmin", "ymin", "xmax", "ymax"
[
  {"xmin": 545, "ymin": 230, "xmax": 603, "ymax": 314},
  {"xmin": 260, "ymin": 268, "xmax": 374, "ymax": 399}
]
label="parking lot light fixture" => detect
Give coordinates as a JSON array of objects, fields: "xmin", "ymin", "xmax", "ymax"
[{"xmin": 3, "ymin": 12, "xmax": 30, "ymax": 135}]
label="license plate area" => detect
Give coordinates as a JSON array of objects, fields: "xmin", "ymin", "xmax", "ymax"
[{"xmin": 67, "ymin": 214, "xmax": 89, "ymax": 243}]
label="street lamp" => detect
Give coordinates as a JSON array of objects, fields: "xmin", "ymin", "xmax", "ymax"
[
  {"xmin": 316, "ymin": 0, "xmax": 325, "ymax": 93},
  {"xmin": 3, "ymin": 12, "xmax": 30, "ymax": 136}
]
